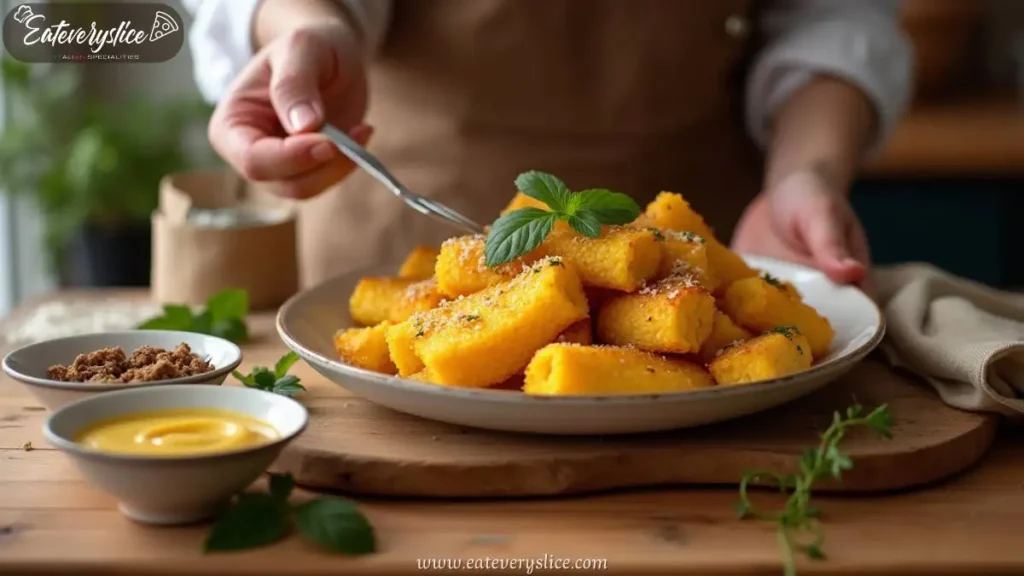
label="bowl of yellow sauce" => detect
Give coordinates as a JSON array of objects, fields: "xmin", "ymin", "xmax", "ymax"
[{"xmin": 44, "ymin": 384, "xmax": 307, "ymax": 525}]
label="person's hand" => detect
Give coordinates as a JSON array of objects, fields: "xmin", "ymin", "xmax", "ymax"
[
  {"xmin": 731, "ymin": 169, "xmax": 875, "ymax": 295},
  {"xmin": 207, "ymin": 22, "xmax": 371, "ymax": 199}
]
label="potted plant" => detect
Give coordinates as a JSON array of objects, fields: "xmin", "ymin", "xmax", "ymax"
[{"xmin": 0, "ymin": 58, "xmax": 217, "ymax": 287}]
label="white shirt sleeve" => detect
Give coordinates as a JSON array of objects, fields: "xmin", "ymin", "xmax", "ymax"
[
  {"xmin": 745, "ymin": 0, "xmax": 914, "ymax": 152},
  {"xmin": 182, "ymin": 0, "xmax": 393, "ymax": 104}
]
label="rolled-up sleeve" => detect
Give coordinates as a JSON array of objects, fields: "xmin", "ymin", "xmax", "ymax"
[
  {"xmin": 182, "ymin": 0, "xmax": 394, "ymax": 104},
  {"xmin": 745, "ymin": 0, "xmax": 913, "ymax": 152}
]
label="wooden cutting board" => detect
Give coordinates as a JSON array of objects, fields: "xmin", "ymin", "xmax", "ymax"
[{"xmin": 274, "ymin": 358, "xmax": 999, "ymax": 498}]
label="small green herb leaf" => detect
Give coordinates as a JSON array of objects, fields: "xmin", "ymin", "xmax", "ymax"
[
  {"xmin": 272, "ymin": 375, "xmax": 306, "ymax": 397},
  {"xmin": 252, "ymin": 368, "xmax": 276, "ymax": 391},
  {"xmin": 206, "ymin": 288, "xmax": 249, "ymax": 324},
  {"xmin": 761, "ymin": 272, "xmax": 783, "ymax": 287},
  {"xmin": 212, "ymin": 317, "xmax": 248, "ymax": 343},
  {"xmin": 294, "ymin": 498, "xmax": 377, "ymax": 555},
  {"xmin": 161, "ymin": 304, "xmax": 194, "ymax": 325},
  {"xmin": 204, "ymin": 493, "xmax": 289, "ymax": 552},
  {"xmin": 268, "ymin": 473, "xmax": 294, "ymax": 502},
  {"xmin": 274, "ymin": 351, "xmax": 301, "ymax": 379},
  {"xmin": 515, "ymin": 170, "xmax": 570, "ymax": 213},
  {"xmin": 567, "ymin": 211, "xmax": 602, "ymax": 238},
  {"xmin": 573, "ymin": 188, "xmax": 641, "ymax": 224},
  {"xmin": 231, "ymin": 370, "xmax": 254, "ymax": 387},
  {"xmin": 484, "ymin": 208, "xmax": 557, "ymax": 267}
]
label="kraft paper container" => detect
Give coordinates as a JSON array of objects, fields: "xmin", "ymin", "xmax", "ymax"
[{"xmin": 151, "ymin": 171, "xmax": 299, "ymax": 311}]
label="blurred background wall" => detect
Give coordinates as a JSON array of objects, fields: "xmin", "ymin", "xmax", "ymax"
[{"xmin": 0, "ymin": 0, "xmax": 1022, "ymax": 316}]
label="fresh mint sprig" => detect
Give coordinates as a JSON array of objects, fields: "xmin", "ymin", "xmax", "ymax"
[
  {"xmin": 735, "ymin": 403, "xmax": 893, "ymax": 576},
  {"xmin": 232, "ymin": 351, "xmax": 306, "ymax": 397},
  {"xmin": 484, "ymin": 171, "xmax": 641, "ymax": 267},
  {"xmin": 137, "ymin": 288, "xmax": 250, "ymax": 343},
  {"xmin": 205, "ymin": 472, "xmax": 376, "ymax": 555}
]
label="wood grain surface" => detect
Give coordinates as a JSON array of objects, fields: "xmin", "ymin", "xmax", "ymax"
[
  {"xmin": 275, "ymin": 359, "xmax": 998, "ymax": 497},
  {"xmin": 1, "ymin": 292, "xmax": 1022, "ymax": 576}
]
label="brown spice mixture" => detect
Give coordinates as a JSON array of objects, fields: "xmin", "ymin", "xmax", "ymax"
[{"xmin": 46, "ymin": 343, "xmax": 215, "ymax": 383}]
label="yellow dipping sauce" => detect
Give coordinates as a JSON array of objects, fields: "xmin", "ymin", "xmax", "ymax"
[{"xmin": 74, "ymin": 408, "xmax": 278, "ymax": 456}]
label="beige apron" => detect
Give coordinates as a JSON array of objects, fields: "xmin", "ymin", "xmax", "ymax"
[{"xmin": 297, "ymin": 0, "xmax": 762, "ymax": 287}]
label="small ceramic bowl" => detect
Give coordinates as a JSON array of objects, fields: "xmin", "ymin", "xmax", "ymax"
[
  {"xmin": 2, "ymin": 331, "xmax": 243, "ymax": 410},
  {"xmin": 44, "ymin": 384, "xmax": 308, "ymax": 525}
]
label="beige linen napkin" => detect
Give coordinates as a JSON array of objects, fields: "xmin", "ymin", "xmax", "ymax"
[{"xmin": 873, "ymin": 262, "xmax": 1024, "ymax": 418}]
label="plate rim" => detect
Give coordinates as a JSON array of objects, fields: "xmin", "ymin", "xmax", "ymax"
[{"xmin": 277, "ymin": 254, "xmax": 885, "ymax": 405}]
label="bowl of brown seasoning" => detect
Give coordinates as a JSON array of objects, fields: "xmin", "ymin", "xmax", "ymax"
[{"xmin": 2, "ymin": 331, "xmax": 243, "ymax": 410}]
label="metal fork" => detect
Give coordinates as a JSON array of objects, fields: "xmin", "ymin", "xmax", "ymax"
[{"xmin": 320, "ymin": 124, "xmax": 485, "ymax": 235}]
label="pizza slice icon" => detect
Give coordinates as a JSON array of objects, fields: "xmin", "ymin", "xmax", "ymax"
[{"xmin": 149, "ymin": 10, "xmax": 179, "ymax": 42}]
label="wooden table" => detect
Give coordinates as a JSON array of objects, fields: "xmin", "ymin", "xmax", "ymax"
[{"xmin": 2, "ymin": 294, "xmax": 1023, "ymax": 576}]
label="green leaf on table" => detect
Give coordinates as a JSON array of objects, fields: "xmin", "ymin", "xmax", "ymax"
[
  {"xmin": 204, "ymin": 493, "xmax": 289, "ymax": 552},
  {"xmin": 191, "ymin": 310, "xmax": 214, "ymax": 336},
  {"xmin": 212, "ymin": 317, "xmax": 249, "ymax": 343},
  {"xmin": 268, "ymin": 473, "xmax": 294, "ymax": 502},
  {"xmin": 272, "ymin": 375, "xmax": 306, "ymax": 397},
  {"xmin": 294, "ymin": 498, "xmax": 377, "ymax": 555},
  {"xmin": 274, "ymin": 351, "xmax": 300, "ymax": 379},
  {"xmin": 251, "ymin": 368, "xmax": 277, "ymax": 391},
  {"xmin": 483, "ymin": 208, "xmax": 557, "ymax": 267},
  {"xmin": 231, "ymin": 370, "xmax": 254, "ymax": 387},
  {"xmin": 206, "ymin": 288, "xmax": 249, "ymax": 324}
]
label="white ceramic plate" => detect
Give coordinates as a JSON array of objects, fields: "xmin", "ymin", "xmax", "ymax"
[
  {"xmin": 277, "ymin": 256, "xmax": 884, "ymax": 435},
  {"xmin": 2, "ymin": 331, "xmax": 243, "ymax": 410}
]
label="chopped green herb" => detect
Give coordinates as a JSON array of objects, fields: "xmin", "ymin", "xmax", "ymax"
[
  {"xmin": 648, "ymin": 228, "xmax": 666, "ymax": 242},
  {"xmin": 232, "ymin": 351, "xmax": 306, "ymax": 397},
  {"xmin": 735, "ymin": 404, "xmax": 893, "ymax": 576},
  {"xmin": 679, "ymin": 231, "xmax": 706, "ymax": 244},
  {"xmin": 761, "ymin": 272, "xmax": 783, "ymax": 287},
  {"xmin": 768, "ymin": 326, "xmax": 799, "ymax": 340}
]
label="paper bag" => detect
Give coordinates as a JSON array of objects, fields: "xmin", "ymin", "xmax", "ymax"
[{"xmin": 151, "ymin": 170, "xmax": 299, "ymax": 311}]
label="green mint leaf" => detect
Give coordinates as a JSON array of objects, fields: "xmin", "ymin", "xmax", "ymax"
[
  {"xmin": 514, "ymin": 171, "xmax": 570, "ymax": 213},
  {"xmin": 567, "ymin": 211, "xmax": 602, "ymax": 238},
  {"xmin": 272, "ymin": 375, "xmax": 306, "ymax": 397},
  {"xmin": 573, "ymin": 189, "xmax": 640, "ymax": 224},
  {"xmin": 161, "ymin": 304, "xmax": 195, "ymax": 325},
  {"xmin": 484, "ymin": 208, "xmax": 557, "ymax": 267},
  {"xmin": 252, "ymin": 368, "xmax": 277, "ymax": 391},
  {"xmin": 231, "ymin": 370, "xmax": 255, "ymax": 387},
  {"xmin": 274, "ymin": 351, "xmax": 301, "ymax": 379},
  {"xmin": 294, "ymin": 498, "xmax": 377, "ymax": 555},
  {"xmin": 204, "ymin": 493, "xmax": 289, "ymax": 552},
  {"xmin": 268, "ymin": 473, "xmax": 294, "ymax": 502},
  {"xmin": 206, "ymin": 288, "xmax": 249, "ymax": 324},
  {"xmin": 191, "ymin": 310, "xmax": 214, "ymax": 335},
  {"xmin": 211, "ymin": 317, "xmax": 249, "ymax": 343}
]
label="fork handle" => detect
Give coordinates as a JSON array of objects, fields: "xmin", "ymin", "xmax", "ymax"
[{"xmin": 320, "ymin": 124, "xmax": 407, "ymax": 198}]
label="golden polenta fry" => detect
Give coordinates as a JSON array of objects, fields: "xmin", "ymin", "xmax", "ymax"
[
  {"xmin": 334, "ymin": 322, "xmax": 398, "ymax": 375},
  {"xmin": 759, "ymin": 271, "xmax": 803, "ymax": 302},
  {"xmin": 435, "ymin": 234, "xmax": 548, "ymax": 297},
  {"xmin": 596, "ymin": 276, "xmax": 715, "ymax": 354},
  {"xmin": 386, "ymin": 257, "xmax": 588, "ymax": 387},
  {"xmin": 501, "ymin": 192, "xmax": 549, "ymax": 215},
  {"xmin": 639, "ymin": 192, "xmax": 756, "ymax": 289},
  {"xmin": 348, "ymin": 277, "xmax": 444, "ymax": 326},
  {"xmin": 697, "ymin": 310, "xmax": 754, "ymax": 364},
  {"xmin": 398, "ymin": 245, "xmax": 440, "ymax": 280},
  {"xmin": 524, "ymin": 343, "xmax": 715, "ymax": 396},
  {"xmin": 708, "ymin": 327, "xmax": 812, "ymax": 386},
  {"xmin": 544, "ymin": 225, "xmax": 661, "ymax": 292},
  {"xmin": 555, "ymin": 317, "xmax": 593, "ymax": 345},
  {"xmin": 722, "ymin": 277, "xmax": 835, "ymax": 359},
  {"xmin": 655, "ymin": 229, "xmax": 718, "ymax": 291}
]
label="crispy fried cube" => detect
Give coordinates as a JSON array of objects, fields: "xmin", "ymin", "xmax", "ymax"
[
  {"xmin": 398, "ymin": 246, "xmax": 440, "ymax": 280},
  {"xmin": 434, "ymin": 234, "xmax": 548, "ymax": 297},
  {"xmin": 596, "ymin": 276, "xmax": 715, "ymax": 354},
  {"xmin": 544, "ymin": 225, "xmax": 661, "ymax": 292},
  {"xmin": 708, "ymin": 327, "xmax": 813, "ymax": 385},
  {"xmin": 334, "ymin": 322, "xmax": 398, "ymax": 374},
  {"xmin": 722, "ymin": 277, "xmax": 835, "ymax": 359},
  {"xmin": 386, "ymin": 257, "xmax": 588, "ymax": 387},
  {"xmin": 349, "ymin": 277, "xmax": 444, "ymax": 326},
  {"xmin": 524, "ymin": 343, "xmax": 715, "ymax": 395},
  {"xmin": 655, "ymin": 229, "xmax": 718, "ymax": 291},
  {"xmin": 697, "ymin": 310, "xmax": 754, "ymax": 364}
]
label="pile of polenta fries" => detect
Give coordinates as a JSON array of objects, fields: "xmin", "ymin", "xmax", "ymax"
[{"xmin": 336, "ymin": 192, "xmax": 835, "ymax": 395}]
